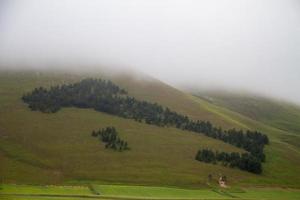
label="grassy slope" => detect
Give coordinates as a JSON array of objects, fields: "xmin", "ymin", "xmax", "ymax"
[
  {"xmin": 0, "ymin": 70, "xmax": 300, "ymax": 188},
  {"xmin": 0, "ymin": 71, "xmax": 249, "ymax": 187},
  {"xmin": 115, "ymin": 74, "xmax": 300, "ymax": 187},
  {"xmin": 196, "ymin": 91, "xmax": 300, "ymax": 135},
  {"xmin": 189, "ymin": 96, "xmax": 300, "ymax": 186},
  {"xmin": 114, "ymin": 74, "xmax": 243, "ymax": 130}
]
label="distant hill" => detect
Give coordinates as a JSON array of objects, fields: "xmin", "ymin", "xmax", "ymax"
[
  {"xmin": 0, "ymin": 69, "xmax": 300, "ymax": 188},
  {"xmin": 195, "ymin": 90, "xmax": 300, "ymax": 136}
]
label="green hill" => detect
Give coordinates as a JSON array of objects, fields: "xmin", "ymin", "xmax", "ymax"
[
  {"xmin": 1, "ymin": 70, "xmax": 300, "ymax": 188},
  {"xmin": 195, "ymin": 90, "xmax": 300, "ymax": 135}
]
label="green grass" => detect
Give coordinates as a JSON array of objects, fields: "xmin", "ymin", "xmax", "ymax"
[
  {"xmin": 0, "ymin": 197, "xmax": 112, "ymax": 200},
  {"xmin": 0, "ymin": 71, "xmax": 249, "ymax": 187},
  {"xmin": 93, "ymin": 184, "xmax": 224, "ymax": 199},
  {"xmin": 0, "ymin": 184, "xmax": 92, "ymax": 195},
  {"xmin": 195, "ymin": 91, "xmax": 300, "ymax": 135},
  {"xmin": 190, "ymin": 95, "xmax": 300, "ymax": 187},
  {"xmin": 0, "ymin": 70, "xmax": 300, "ymax": 189},
  {"xmin": 1, "ymin": 184, "xmax": 300, "ymax": 200},
  {"xmin": 234, "ymin": 187, "xmax": 300, "ymax": 200}
]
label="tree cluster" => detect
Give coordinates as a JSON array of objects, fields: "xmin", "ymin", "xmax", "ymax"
[
  {"xmin": 22, "ymin": 78, "xmax": 269, "ymax": 165},
  {"xmin": 195, "ymin": 149, "xmax": 262, "ymax": 174},
  {"xmin": 92, "ymin": 127, "xmax": 129, "ymax": 151},
  {"xmin": 22, "ymin": 79, "xmax": 127, "ymax": 113}
]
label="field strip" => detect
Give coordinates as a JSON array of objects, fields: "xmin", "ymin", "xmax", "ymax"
[
  {"xmin": 211, "ymin": 189, "xmax": 237, "ymax": 198},
  {"xmin": 0, "ymin": 193, "xmax": 244, "ymax": 200},
  {"xmin": 2, "ymin": 184, "xmax": 300, "ymax": 200}
]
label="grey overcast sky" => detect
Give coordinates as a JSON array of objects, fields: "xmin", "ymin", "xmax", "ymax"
[{"xmin": 0, "ymin": 0, "xmax": 300, "ymax": 103}]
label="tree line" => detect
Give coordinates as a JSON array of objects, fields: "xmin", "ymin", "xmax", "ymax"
[
  {"xmin": 92, "ymin": 127, "xmax": 129, "ymax": 151},
  {"xmin": 22, "ymin": 78, "xmax": 269, "ymax": 166},
  {"xmin": 195, "ymin": 149, "xmax": 262, "ymax": 174}
]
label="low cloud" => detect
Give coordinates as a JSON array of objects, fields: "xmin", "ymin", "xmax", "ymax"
[{"xmin": 0, "ymin": 0, "xmax": 299, "ymax": 103}]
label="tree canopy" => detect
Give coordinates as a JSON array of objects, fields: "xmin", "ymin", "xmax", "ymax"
[
  {"xmin": 92, "ymin": 127, "xmax": 129, "ymax": 151},
  {"xmin": 195, "ymin": 149, "xmax": 262, "ymax": 174}
]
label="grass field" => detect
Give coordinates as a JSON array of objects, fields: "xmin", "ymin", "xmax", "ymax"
[
  {"xmin": 93, "ymin": 184, "xmax": 224, "ymax": 199},
  {"xmin": 0, "ymin": 70, "xmax": 300, "ymax": 190},
  {"xmin": 1, "ymin": 184, "xmax": 300, "ymax": 200},
  {"xmin": 0, "ymin": 184, "xmax": 91, "ymax": 195}
]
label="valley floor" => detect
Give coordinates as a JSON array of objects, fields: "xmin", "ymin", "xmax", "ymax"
[{"xmin": 1, "ymin": 184, "xmax": 300, "ymax": 200}]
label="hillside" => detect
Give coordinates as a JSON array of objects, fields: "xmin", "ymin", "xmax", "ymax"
[
  {"xmin": 1, "ymin": 70, "xmax": 300, "ymax": 188},
  {"xmin": 195, "ymin": 90, "xmax": 300, "ymax": 135}
]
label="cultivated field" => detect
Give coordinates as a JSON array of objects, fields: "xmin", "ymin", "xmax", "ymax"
[{"xmin": 1, "ymin": 184, "xmax": 300, "ymax": 200}]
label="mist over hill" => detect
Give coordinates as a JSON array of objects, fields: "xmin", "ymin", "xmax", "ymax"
[
  {"xmin": 1, "ymin": 1, "xmax": 300, "ymax": 198},
  {"xmin": 0, "ymin": 0, "xmax": 300, "ymax": 104}
]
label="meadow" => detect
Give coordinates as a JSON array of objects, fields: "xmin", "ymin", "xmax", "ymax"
[{"xmin": 1, "ymin": 184, "xmax": 300, "ymax": 200}]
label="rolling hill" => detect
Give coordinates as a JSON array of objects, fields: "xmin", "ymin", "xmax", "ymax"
[
  {"xmin": 194, "ymin": 90, "xmax": 300, "ymax": 136},
  {"xmin": 1, "ymin": 69, "xmax": 300, "ymax": 189}
]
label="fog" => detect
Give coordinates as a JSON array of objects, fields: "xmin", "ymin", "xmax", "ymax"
[{"xmin": 0, "ymin": 0, "xmax": 299, "ymax": 103}]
